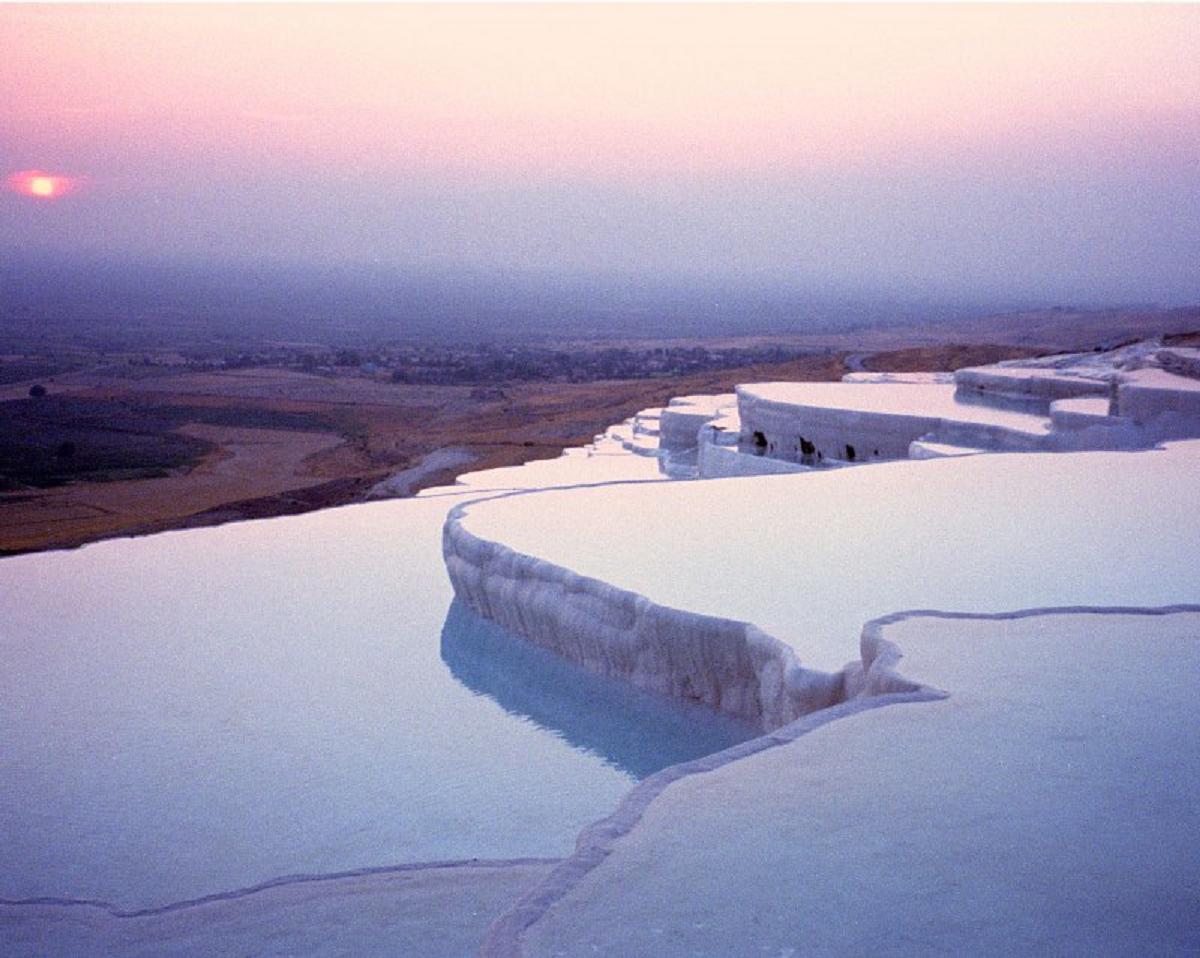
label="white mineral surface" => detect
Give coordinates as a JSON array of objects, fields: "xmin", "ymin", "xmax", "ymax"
[
  {"xmin": 507, "ymin": 609, "xmax": 1200, "ymax": 958},
  {"xmin": 448, "ymin": 441, "xmax": 1200, "ymax": 725}
]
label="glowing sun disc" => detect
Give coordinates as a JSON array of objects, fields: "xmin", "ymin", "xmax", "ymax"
[{"xmin": 6, "ymin": 169, "xmax": 76, "ymax": 200}]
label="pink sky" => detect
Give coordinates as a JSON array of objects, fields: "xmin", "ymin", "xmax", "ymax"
[{"xmin": 2, "ymin": 4, "xmax": 1197, "ymax": 300}]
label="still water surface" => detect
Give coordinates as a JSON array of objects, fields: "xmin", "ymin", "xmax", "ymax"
[{"xmin": 0, "ymin": 493, "xmax": 754, "ymax": 910}]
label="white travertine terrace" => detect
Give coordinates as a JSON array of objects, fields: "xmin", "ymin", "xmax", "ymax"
[
  {"xmin": 445, "ymin": 441, "xmax": 1200, "ymax": 730},
  {"xmin": 658, "ymin": 393, "xmax": 737, "ymax": 453},
  {"xmin": 1117, "ymin": 366, "xmax": 1200, "ymax": 424},
  {"xmin": 3, "ymin": 860, "xmax": 558, "ymax": 958},
  {"xmin": 737, "ymin": 380, "xmax": 1056, "ymax": 460},
  {"xmin": 695, "ymin": 405, "xmax": 817, "ymax": 479},
  {"xmin": 445, "ymin": 341, "xmax": 1200, "ymax": 732},
  {"xmin": 907, "ymin": 438, "xmax": 986, "ymax": 459},
  {"xmin": 1048, "ymin": 395, "xmax": 1119, "ymax": 430},
  {"xmin": 493, "ymin": 609, "xmax": 1200, "ymax": 958},
  {"xmin": 952, "ymin": 364, "xmax": 1113, "ymax": 400},
  {"xmin": 439, "ymin": 338, "xmax": 1200, "ymax": 953},
  {"xmin": 733, "ymin": 340, "xmax": 1200, "ymax": 465}
]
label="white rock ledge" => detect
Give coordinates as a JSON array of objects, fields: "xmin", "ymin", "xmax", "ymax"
[
  {"xmin": 443, "ymin": 439, "xmax": 1200, "ymax": 731},
  {"xmin": 443, "ymin": 495, "xmax": 862, "ymax": 731}
]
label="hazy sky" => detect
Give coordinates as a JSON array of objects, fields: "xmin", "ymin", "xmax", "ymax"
[{"xmin": 2, "ymin": 3, "xmax": 1198, "ymax": 303}]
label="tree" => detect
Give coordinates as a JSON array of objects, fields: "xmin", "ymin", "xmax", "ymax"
[{"xmin": 28, "ymin": 384, "xmax": 46, "ymax": 398}]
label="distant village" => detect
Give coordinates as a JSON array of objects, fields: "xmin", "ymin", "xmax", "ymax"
[{"xmin": 130, "ymin": 341, "xmax": 825, "ymax": 386}]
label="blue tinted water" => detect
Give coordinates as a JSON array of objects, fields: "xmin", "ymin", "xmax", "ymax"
[{"xmin": 0, "ymin": 494, "xmax": 756, "ymax": 910}]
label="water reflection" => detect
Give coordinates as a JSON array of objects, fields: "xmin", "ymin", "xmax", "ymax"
[{"xmin": 440, "ymin": 600, "xmax": 758, "ymax": 780}]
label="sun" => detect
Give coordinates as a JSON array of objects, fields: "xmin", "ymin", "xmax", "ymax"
[
  {"xmin": 29, "ymin": 176, "xmax": 56, "ymax": 198},
  {"xmin": 6, "ymin": 169, "xmax": 76, "ymax": 200}
]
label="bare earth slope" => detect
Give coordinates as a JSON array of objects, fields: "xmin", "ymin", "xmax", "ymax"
[{"xmin": 0, "ymin": 354, "xmax": 850, "ymax": 554}]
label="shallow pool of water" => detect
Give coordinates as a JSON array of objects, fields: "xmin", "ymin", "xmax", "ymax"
[{"xmin": 0, "ymin": 494, "xmax": 755, "ymax": 910}]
